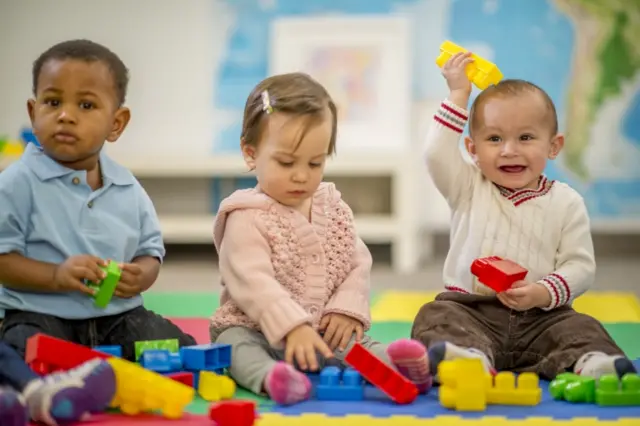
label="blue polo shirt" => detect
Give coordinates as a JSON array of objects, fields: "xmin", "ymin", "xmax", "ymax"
[{"xmin": 0, "ymin": 143, "xmax": 165, "ymax": 319}]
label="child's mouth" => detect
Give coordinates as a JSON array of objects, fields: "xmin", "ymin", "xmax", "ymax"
[{"xmin": 499, "ymin": 165, "xmax": 526, "ymax": 173}]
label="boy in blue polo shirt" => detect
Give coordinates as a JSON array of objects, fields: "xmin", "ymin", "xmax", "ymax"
[{"xmin": 0, "ymin": 39, "xmax": 196, "ymax": 360}]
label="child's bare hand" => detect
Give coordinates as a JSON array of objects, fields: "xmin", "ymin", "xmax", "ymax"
[
  {"xmin": 442, "ymin": 51, "xmax": 474, "ymax": 94},
  {"xmin": 115, "ymin": 263, "xmax": 144, "ymax": 298},
  {"xmin": 285, "ymin": 324, "xmax": 333, "ymax": 371},
  {"xmin": 53, "ymin": 255, "xmax": 107, "ymax": 296},
  {"xmin": 319, "ymin": 313, "xmax": 364, "ymax": 351},
  {"xmin": 497, "ymin": 281, "xmax": 552, "ymax": 311}
]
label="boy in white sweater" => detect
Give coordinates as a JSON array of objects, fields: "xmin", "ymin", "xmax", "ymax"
[{"xmin": 411, "ymin": 52, "xmax": 636, "ymax": 380}]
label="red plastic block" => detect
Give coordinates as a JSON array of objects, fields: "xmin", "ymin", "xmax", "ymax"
[
  {"xmin": 209, "ymin": 400, "xmax": 257, "ymax": 426},
  {"xmin": 470, "ymin": 256, "xmax": 528, "ymax": 293},
  {"xmin": 167, "ymin": 372, "xmax": 194, "ymax": 387},
  {"xmin": 25, "ymin": 333, "xmax": 111, "ymax": 371},
  {"xmin": 344, "ymin": 343, "xmax": 418, "ymax": 404}
]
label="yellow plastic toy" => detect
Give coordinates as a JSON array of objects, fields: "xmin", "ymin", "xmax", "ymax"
[
  {"xmin": 436, "ymin": 40, "xmax": 503, "ymax": 90},
  {"xmin": 107, "ymin": 357, "xmax": 195, "ymax": 419},
  {"xmin": 198, "ymin": 371, "xmax": 236, "ymax": 401},
  {"xmin": 439, "ymin": 358, "xmax": 542, "ymax": 411}
]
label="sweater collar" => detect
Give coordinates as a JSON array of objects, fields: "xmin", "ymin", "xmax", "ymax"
[{"xmin": 495, "ymin": 175, "xmax": 555, "ymax": 206}]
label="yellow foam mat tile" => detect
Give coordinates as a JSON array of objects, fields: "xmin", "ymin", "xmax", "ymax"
[
  {"xmin": 371, "ymin": 291, "xmax": 640, "ymax": 323},
  {"xmin": 256, "ymin": 414, "xmax": 639, "ymax": 425}
]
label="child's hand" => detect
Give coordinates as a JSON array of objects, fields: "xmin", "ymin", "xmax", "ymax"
[
  {"xmin": 497, "ymin": 281, "xmax": 552, "ymax": 311},
  {"xmin": 319, "ymin": 313, "xmax": 364, "ymax": 351},
  {"xmin": 285, "ymin": 324, "xmax": 334, "ymax": 371},
  {"xmin": 114, "ymin": 263, "xmax": 144, "ymax": 298},
  {"xmin": 442, "ymin": 51, "xmax": 474, "ymax": 95},
  {"xmin": 53, "ymin": 255, "xmax": 107, "ymax": 296}
]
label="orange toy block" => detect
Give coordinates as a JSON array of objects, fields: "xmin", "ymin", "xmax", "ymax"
[{"xmin": 107, "ymin": 357, "xmax": 195, "ymax": 419}]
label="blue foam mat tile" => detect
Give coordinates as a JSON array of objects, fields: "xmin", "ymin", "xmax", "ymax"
[{"xmin": 270, "ymin": 359, "xmax": 640, "ymax": 419}]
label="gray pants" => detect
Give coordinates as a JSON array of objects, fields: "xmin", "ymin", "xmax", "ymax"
[{"xmin": 213, "ymin": 326, "xmax": 392, "ymax": 394}]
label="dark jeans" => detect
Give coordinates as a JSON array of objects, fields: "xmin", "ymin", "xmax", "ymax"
[
  {"xmin": 0, "ymin": 340, "xmax": 39, "ymax": 391},
  {"xmin": 412, "ymin": 291, "xmax": 625, "ymax": 380},
  {"xmin": 0, "ymin": 306, "xmax": 197, "ymax": 362}
]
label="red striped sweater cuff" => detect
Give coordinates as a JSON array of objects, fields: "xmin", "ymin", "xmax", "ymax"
[
  {"xmin": 434, "ymin": 99, "xmax": 469, "ymax": 134},
  {"xmin": 538, "ymin": 273, "xmax": 572, "ymax": 309}
]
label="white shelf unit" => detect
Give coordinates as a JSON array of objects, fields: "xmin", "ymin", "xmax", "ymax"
[{"xmin": 0, "ymin": 154, "xmax": 422, "ymax": 274}]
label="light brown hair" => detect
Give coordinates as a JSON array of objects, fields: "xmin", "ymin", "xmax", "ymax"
[
  {"xmin": 240, "ymin": 72, "xmax": 338, "ymax": 154},
  {"xmin": 469, "ymin": 79, "xmax": 558, "ymax": 137}
]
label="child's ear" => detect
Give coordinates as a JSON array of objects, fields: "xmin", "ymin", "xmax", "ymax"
[
  {"xmin": 241, "ymin": 139, "xmax": 256, "ymax": 170},
  {"xmin": 548, "ymin": 133, "xmax": 565, "ymax": 159},
  {"xmin": 464, "ymin": 136, "xmax": 478, "ymax": 162},
  {"xmin": 106, "ymin": 107, "xmax": 131, "ymax": 142}
]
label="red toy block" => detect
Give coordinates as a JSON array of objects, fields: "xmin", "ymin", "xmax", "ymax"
[
  {"xmin": 167, "ymin": 372, "xmax": 194, "ymax": 387},
  {"xmin": 25, "ymin": 333, "xmax": 111, "ymax": 372},
  {"xmin": 345, "ymin": 343, "xmax": 418, "ymax": 404},
  {"xmin": 471, "ymin": 256, "xmax": 528, "ymax": 293},
  {"xmin": 209, "ymin": 400, "xmax": 257, "ymax": 426}
]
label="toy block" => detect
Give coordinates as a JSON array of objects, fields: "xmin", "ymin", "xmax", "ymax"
[
  {"xmin": 316, "ymin": 366, "xmax": 364, "ymax": 401},
  {"xmin": 180, "ymin": 343, "xmax": 231, "ymax": 372},
  {"xmin": 134, "ymin": 338, "xmax": 179, "ymax": 360},
  {"xmin": 165, "ymin": 371, "xmax": 194, "ymax": 387},
  {"xmin": 471, "ymin": 256, "xmax": 528, "ymax": 293},
  {"xmin": 486, "ymin": 371, "xmax": 541, "ymax": 405},
  {"xmin": 94, "ymin": 345, "xmax": 122, "ymax": 357},
  {"xmin": 107, "ymin": 356, "xmax": 194, "ymax": 418},
  {"xmin": 549, "ymin": 372, "xmax": 596, "ymax": 403},
  {"xmin": 26, "ymin": 333, "xmax": 111, "ymax": 372},
  {"xmin": 344, "ymin": 343, "xmax": 418, "ymax": 404},
  {"xmin": 140, "ymin": 349, "xmax": 183, "ymax": 373},
  {"xmin": 595, "ymin": 373, "xmax": 640, "ymax": 406},
  {"xmin": 209, "ymin": 400, "xmax": 257, "ymax": 426},
  {"xmin": 86, "ymin": 260, "xmax": 120, "ymax": 308},
  {"xmin": 438, "ymin": 358, "xmax": 487, "ymax": 411},
  {"xmin": 436, "ymin": 40, "xmax": 503, "ymax": 90},
  {"xmin": 198, "ymin": 371, "xmax": 236, "ymax": 401}
]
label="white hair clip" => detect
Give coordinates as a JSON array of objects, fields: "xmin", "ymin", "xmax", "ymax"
[{"xmin": 261, "ymin": 90, "xmax": 273, "ymax": 114}]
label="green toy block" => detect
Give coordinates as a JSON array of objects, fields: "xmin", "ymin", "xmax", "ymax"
[
  {"xmin": 548, "ymin": 373, "xmax": 596, "ymax": 403},
  {"xmin": 134, "ymin": 338, "xmax": 180, "ymax": 360},
  {"xmin": 87, "ymin": 261, "xmax": 120, "ymax": 308},
  {"xmin": 595, "ymin": 373, "xmax": 640, "ymax": 406}
]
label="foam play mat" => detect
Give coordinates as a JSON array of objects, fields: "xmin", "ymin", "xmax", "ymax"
[{"xmin": 62, "ymin": 291, "xmax": 640, "ymax": 424}]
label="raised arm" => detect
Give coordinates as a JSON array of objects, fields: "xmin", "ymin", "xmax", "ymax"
[
  {"xmin": 538, "ymin": 195, "xmax": 595, "ymax": 309},
  {"xmin": 218, "ymin": 210, "xmax": 312, "ymax": 346}
]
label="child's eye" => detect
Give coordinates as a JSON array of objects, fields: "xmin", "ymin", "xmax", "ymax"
[
  {"xmin": 44, "ymin": 99, "xmax": 60, "ymax": 107},
  {"xmin": 488, "ymin": 136, "xmax": 501, "ymax": 142},
  {"xmin": 278, "ymin": 161, "xmax": 293, "ymax": 167},
  {"xmin": 310, "ymin": 163, "xmax": 322, "ymax": 168},
  {"xmin": 80, "ymin": 101, "xmax": 94, "ymax": 110},
  {"xmin": 520, "ymin": 134, "xmax": 534, "ymax": 141}
]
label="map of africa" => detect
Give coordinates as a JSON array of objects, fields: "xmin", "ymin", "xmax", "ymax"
[{"xmin": 213, "ymin": 0, "xmax": 640, "ymax": 219}]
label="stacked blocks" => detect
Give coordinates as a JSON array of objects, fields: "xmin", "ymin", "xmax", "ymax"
[{"xmin": 550, "ymin": 372, "xmax": 640, "ymax": 406}]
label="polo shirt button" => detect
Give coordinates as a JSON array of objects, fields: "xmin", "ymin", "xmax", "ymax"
[
  {"xmin": 72, "ymin": 177, "xmax": 80, "ymax": 185},
  {"xmin": 87, "ymin": 201, "xmax": 94, "ymax": 208}
]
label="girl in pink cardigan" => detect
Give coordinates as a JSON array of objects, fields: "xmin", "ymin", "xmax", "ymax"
[{"xmin": 209, "ymin": 73, "xmax": 430, "ymax": 405}]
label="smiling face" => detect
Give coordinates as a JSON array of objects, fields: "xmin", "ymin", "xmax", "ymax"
[
  {"xmin": 27, "ymin": 58, "xmax": 130, "ymax": 170},
  {"xmin": 465, "ymin": 90, "xmax": 564, "ymax": 190},
  {"xmin": 242, "ymin": 110, "xmax": 332, "ymax": 210}
]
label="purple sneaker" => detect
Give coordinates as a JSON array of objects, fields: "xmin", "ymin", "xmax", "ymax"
[
  {"xmin": 23, "ymin": 358, "xmax": 116, "ymax": 425},
  {"xmin": 0, "ymin": 387, "xmax": 28, "ymax": 426}
]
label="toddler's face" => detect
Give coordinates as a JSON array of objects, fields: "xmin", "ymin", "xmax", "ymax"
[
  {"xmin": 465, "ymin": 92, "xmax": 563, "ymax": 190},
  {"xmin": 242, "ymin": 110, "xmax": 332, "ymax": 211}
]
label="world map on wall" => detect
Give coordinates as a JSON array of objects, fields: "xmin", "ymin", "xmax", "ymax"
[{"xmin": 213, "ymin": 0, "xmax": 640, "ymax": 219}]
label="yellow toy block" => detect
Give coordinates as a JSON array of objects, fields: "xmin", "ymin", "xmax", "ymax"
[
  {"xmin": 436, "ymin": 40, "xmax": 503, "ymax": 90},
  {"xmin": 486, "ymin": 371, "xmax": 542, "ymax": 405},
  {"xmin": 198, "ymin": 371, "xmax": 236, "ymax": 401},
  {"xmin": 107, "ymin": 357, "xmax": 194, "ymax": 419},
  {"xmin": 438, "ymin": 358, "xmax": 488, "ymax": 411}
]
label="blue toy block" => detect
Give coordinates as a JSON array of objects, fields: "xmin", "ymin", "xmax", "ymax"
[
  {"xmin": 140, "ymin": 349, "xmax": 182, "ymax": 373},
  {"xmin": 93, "ymin": 345, "xmax": 122, "ymax": 357},
  {"xmin": 315, "ymin": 366, "xmax": 364, "ymax": 401},
  {"xmin": 180, "ymin": 343, "xmax": 231, "ymax": 372}
]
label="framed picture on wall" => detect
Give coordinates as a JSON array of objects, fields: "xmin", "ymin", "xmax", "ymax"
[{"xmin": 269, "ymin": 16, "xmax": 411, "ymax": 153}]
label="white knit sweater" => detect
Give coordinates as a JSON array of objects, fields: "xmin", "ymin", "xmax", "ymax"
[{"xmin": 425, "ymin": 98, "xmax": 595, "ymax": 309}]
